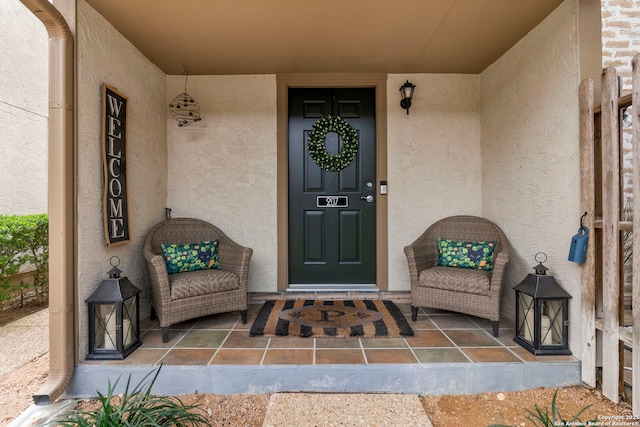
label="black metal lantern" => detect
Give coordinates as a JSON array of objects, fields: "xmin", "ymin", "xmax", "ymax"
[
  {"xmin": 514, "ymin": 253, "xmax": 571, "ymax": 355},
  {"xmin": 86, "ymin": 256, "xmax": 141, "ymax": 360},
  {"xmin": 399, "ymin": 80, "xmax": 416, "ymax": 114}
]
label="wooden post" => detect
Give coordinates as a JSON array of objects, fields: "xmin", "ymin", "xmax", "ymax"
[
  {"xmin": 580, "ymin": 78, "xmax": 596, "ymax": 388},
  {"xmin": 632, "ymin": 52, "xmax": 640, "ymax": 415},
  {"xmin": 601, "ymin": 67, "xmax": 621, "ymax": 403}
]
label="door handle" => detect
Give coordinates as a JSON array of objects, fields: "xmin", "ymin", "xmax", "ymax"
[{"xmin": 360, "ymin": 195, "xmax": 374, "ymax": 203}]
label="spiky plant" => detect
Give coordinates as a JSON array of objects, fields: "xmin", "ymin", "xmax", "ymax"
[
  {"xmin": 52, "ymin": 366, "xmax": 211, "ymax": 426},
  {"xmin": 488, "ymin": 389, "xmax": 595, "ymax": 427}
]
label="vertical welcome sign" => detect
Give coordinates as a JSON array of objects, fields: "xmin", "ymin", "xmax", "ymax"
[{"xmin": 102, "ymin": 85, "xmax": 130, "ymax": 246}]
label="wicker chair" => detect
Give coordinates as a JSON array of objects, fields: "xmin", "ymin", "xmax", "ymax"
[
  {"xmin": 144, "ymin": 218, "xmax": 253, "ymax": 342},
  {"xmin": 404, "ymin": 215, "xmax": 509, "ymax": 337}
]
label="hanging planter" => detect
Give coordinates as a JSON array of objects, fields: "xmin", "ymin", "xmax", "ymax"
[{"xmin": 307, "ymin": 115, "xmax": 359, "ymax": 172}]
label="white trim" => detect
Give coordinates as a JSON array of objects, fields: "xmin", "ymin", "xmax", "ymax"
[{"xmin": 287, "ymin": 284, "xmax": 379, "ymax": 292}]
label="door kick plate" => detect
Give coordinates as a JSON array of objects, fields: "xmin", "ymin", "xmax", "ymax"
[{"xmin": 316, "ymin": 196, "xmax": 348, "ymax": 208}]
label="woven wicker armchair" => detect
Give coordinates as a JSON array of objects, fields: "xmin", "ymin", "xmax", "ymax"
[
  {"xmin": 404, "ymin": 215, "xmax": 509, "ymax": 337},
  {"xmin": 144, "ymin": 218, "xmax": 253, "ymax": 342}
]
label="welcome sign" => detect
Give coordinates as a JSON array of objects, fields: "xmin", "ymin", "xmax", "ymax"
[{"xmin": 102, "ymin": 85, "xmax": 130, "ymax": 246}]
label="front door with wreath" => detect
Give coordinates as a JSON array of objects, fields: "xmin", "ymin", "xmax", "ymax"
[{"xmin": 288, "ymin": 88, "xmax": 376, "ymax": 287}]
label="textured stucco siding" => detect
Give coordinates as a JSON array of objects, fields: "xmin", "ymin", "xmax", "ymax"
[
  {"xmin": 28, "ymin": 0, "xmax": 587, "ymax": 359},
  {"xmin": 480, "ymin": 0, "xmax": 582, "ymax": 353},
  {"xmin": 77, "ymin": 0, "xmax": 168, "ymax": 357},
  {"xmin": 386, "ymin": 74, "xmax": 482, "ymax": 291},
  {"xmin": 0, "ymin": 1, "xmax": 48, "ymax": 214},
  {"xmin": 166, "ymin": 75, "xmax": 278, "ymax": 293}
]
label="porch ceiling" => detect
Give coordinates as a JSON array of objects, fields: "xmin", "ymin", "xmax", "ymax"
[{"xmin": 84, "ymin": 0, "xmax": 565, "ymax": 76}]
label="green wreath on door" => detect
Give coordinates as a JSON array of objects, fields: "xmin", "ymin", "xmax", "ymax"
[{"xmin": 307, "ymin": 115, "xmax": 359, "ymax": 172}]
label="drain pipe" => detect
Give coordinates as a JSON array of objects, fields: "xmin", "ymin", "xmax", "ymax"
[{"xmin": 19, "ymin": 0, "xmax": 75, "ymax": 406}]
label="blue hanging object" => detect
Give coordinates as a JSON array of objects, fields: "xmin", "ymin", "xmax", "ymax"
[{"xmin": 568, "ymin": 213, "xmax": 589, "ymax": 264}]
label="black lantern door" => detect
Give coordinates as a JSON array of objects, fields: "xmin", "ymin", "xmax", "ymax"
[
  {"xmin": 86, "ymin": 257, "xmax": 141, "ymax": 360},
  {"xmin": 514, "ymin": 253, "xmax": 571, "ymax": 355}
]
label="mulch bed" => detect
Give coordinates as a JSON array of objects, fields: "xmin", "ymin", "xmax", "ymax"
[{"xmin": 0, "ymin": 295, "xmax": 48, "ymax": 327}]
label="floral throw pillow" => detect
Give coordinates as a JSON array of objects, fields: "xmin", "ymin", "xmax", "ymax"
[
  {"xmin": 161, "ymin": 240, "xmax": 220, "ymax": 274},
  {"xmin": 437, "ymin": 238, "xmax": 496, "ymax": 271}
]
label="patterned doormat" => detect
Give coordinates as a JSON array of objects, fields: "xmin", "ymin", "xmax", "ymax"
[{"xmin": 249, "ymin": 299, "xmax": 414, "ymax": 338}]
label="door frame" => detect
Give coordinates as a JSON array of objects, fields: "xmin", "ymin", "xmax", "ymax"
[{"xmin": 276, "ymin": 74, "xmax": 388, "ymax": 291}]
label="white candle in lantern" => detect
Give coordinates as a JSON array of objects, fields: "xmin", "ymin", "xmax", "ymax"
[
  {"xmin": 523, "ymin": 308, "xmax": 534, "ymax": 342},
  {"xmin": 123, "ymin": 318, "xmax": 133, "ymax": 347},
  {"xmin": 104, "ymin": 310, "xmax": 116, "ymax": 350},
  {"xmin": 541, "ymin": 315, "xmax": 552, "ymax": 345}
]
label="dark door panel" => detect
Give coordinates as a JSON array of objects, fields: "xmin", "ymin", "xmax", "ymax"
[{"xmin": 288, "ymin": 88, "xmax": 376, "ymax": 284}]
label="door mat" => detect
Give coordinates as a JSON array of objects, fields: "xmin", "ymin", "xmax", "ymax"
[{"xmin": 249, "ymin": 299, "xmax": 414, "ymax": 338}]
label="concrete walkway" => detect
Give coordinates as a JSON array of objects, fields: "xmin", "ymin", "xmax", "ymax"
[
  {"xmin": 263, "ymin": 393, "xmax": 433, "ymax": 427},
  {"xmin": 0, "ymin": 308, "xmax": 48, "ymax": 377}
]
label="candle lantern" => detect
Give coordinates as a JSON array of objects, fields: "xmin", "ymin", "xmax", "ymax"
[
  {"xmin": 514, "ymin": 253, "xmax": 571, "ymax": 355},
  {"xmin": 86, "ymin": 256, "xmax": 141, "ymax": 360}
]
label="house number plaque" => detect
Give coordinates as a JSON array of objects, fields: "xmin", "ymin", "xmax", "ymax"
[{"xmin": 317, "ymin": 196, "xmax": 348, "ymax": 208}]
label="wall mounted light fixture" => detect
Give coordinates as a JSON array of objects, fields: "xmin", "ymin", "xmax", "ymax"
[
  {"xmin": 169, "ymin": 71, "xmax": 202, "ymax": 127},
  {"xmin": 399, "ymin": 80, "xmax": 416, "ymax": 115}
]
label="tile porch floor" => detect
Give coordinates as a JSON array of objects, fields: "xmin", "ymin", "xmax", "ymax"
[
  {"xmin": 68, "ymin": 302, "xmax": 581, "ymax": 397},
  {"xmin": 93, "ymin": 303, "xmax": 576, "ymax": 368}
]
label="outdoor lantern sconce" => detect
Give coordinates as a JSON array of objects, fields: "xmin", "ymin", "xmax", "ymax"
[
  {"xmin": 514, "ymin": 253, "xmax": 571, "ymax": 356},
  {"xmin": 86, "ymin": 256, "xmax": 141, "ymax": 360},
  {"xmin": 399, "ymin": 80, "xmax": 416, "ymax": 114}
]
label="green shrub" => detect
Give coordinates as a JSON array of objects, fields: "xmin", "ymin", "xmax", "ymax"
[
  {"xmin": 488, "ymin": 389, "xmax": 595, "ymax": 427},
  {"xmin": 52, "ymin": 366, "xmax": 211, "ymax": 426},
  {"xmin": 0, "ymin": 214, "xmax": 49, "ymax": 303}
]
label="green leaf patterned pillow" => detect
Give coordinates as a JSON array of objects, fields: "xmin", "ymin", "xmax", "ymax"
[
  {"xmin": 161, "ymin": 240, "xmax": 220, "ymax": 274},
  {"xmin": 437, "ymin": 238, "xmax": 496, "ymax": 271}
]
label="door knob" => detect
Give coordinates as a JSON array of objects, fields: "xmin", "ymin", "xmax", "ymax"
[{"xmin": 360, "ymin": 195, "xmax": 374, "ymax": 203}]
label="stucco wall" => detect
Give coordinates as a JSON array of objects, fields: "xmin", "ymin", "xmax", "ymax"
[
  {"xmin": 166, "ymin": 75, "xmax": 278, "ymax": 293},
  {"xmin": 480, "ymin": 0, "xmax": 582, "ymax": 352},
  {"xmin": 386, "ymin": 74, "xmax": 482, "ymax": 291},
  {"xmin": 0, "ymin": 1, "xmax": 48, "ymax": 214},
  {"xmin": 77, "ymin": 0, "xmax": 168, "ymax": 356}
]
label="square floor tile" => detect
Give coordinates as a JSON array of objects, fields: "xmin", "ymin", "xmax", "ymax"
[
  {"xmin": 462, "ymin": 347, "xmax": 522, "ymax": 363},
  {"xmin": 262, "ymin": 349, "xmax": 313, "ymax": 365},
  {"xmin": 175, "ymin": 330, "xmax": 229, "ymax": 348},
  {"xmin": 223, "ymin": 331, "xmax": 269, "ymax": 349},
  {"xmin": 161, "ymin": 349, "xmax": 215, "ymax": 365},
  {"xmin": 103, "ymin": 349, "xmax": 167, "ymax": 366},
  {"xmin": 315, "ymin": 338, "xmax": 362, "ymax": 349},
  {"xmin": 406, "ymin": 330, "xmax": 453, "ymax": 348},
  {"xmin": 316, "ymin": 349, "xmax": 366, "ymax": 364},
  {"xmin": 140, "ymin": 329, "xmax": 186, "ymax": 348},
  {"xmin": 406, "ymin": 315, "xmax": 436, "ymax": 330},
  {"xmin": 510, "ymin": 346, "xmax": 576, "ymax": 362},
  {"xmin": 194, "ymin": 312, "xmax": 241, "ymax": 329},
  {"xmin": 430, "ymin": 314, "xmax": 478, "ymax": 329},
  {"xmin": 210, "ymin": 349, "xmax": 265, "ymax": 365},
  {"xmin": 364, "ymin": 349, "xmax": 417, "ymax": 364},
  {"xmin": 361, "ymin": 338, "xmax": 407, "ymax": 348},
  {"xmin": 413, "ymin": 348, "xmax": 470, "ymax": 363},
  {"xmin": 170, "ymin": 319, "xmax": 200, "ymax": 330},
  {"xmin": 444, "ymin": 330, "xmax": 500, "ymax": 347},
  {"xmin": 269, "ymin": 337, "xmax": 314, "ymax": 349},
  {"xmin": 493, "ymin": 329, "xmax": 518, "ymax": 347}
]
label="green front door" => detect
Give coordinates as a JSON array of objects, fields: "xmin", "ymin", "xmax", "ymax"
[{"xmin": 288, "ymin": 88, "xmax": 376, "ymax": 286}]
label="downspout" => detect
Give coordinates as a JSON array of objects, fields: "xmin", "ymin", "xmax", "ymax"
[{"xmin": 19, "ymin": 0, "xmax": 75, "ymax": 405}]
